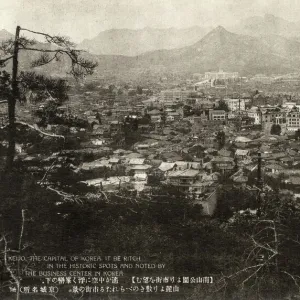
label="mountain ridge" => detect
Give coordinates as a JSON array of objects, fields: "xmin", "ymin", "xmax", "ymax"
[
  {"xmin": 1, "ymin": 22, "xmax": 300, "ymax": 76},
  {"xmin": 78, "ymin": 26, "xmax": 212, "ymax": 56},
  {"xmin": 231, "ymin": 13, "xmax": 300, "ymax": 38}
]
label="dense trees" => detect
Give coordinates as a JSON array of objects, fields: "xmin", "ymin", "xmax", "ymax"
[
  {"xmin": 217, "ymin": 100, "xmax": 229, "ymax": 112},
  {"xmin": 189, "ymin": 186, "xmax": 300, "ymax": 300},
  {"xmin": 216, "ymin": 131, "xmax": 226, "ymax": 149},
  {"xmin": 1, "ymin": 165, "xmax": 300, "ymax": 299},
  {"xmin": 0, "ymin": 25, "xmax": 97, "ymax": 172},
  {"xmin": 271, "ymin": 124, "xmax": 282, "ymax": 135},
  {"xmin": 295, "ymin": 129, "xmax": 300, "ymax": 140}
]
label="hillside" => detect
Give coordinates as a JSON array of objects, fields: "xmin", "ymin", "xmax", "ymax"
[
  {"xmin": 127, "ymin": 26, "xmax": 300, "ymax": 75},
  {"xmin": 231, "ymin": 14, "xmax": 300, "ymax": 38},
  {"xmin": 0, "ymin": 29, "xmax": 14, "ymax": 41},
  {"xmin": 78, "ymin": 26, "xmax": 211, "ymax": 56},
  {"xmin": 2, "ymin": 26, "xmax": 300, "ymax": 76}
]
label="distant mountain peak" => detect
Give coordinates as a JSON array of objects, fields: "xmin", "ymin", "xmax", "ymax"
[
  {"xmin": 0, "ymin": 29, "xmax": 14, "ymax": 41},
  {"xmin": 231, "ymin": 13, "xmax": 299, "ymax": 38},
  {"xmin": 191, "ymin": 25, "xmax": 235, "ymax": 48},
  {"xmin": 214, "ymin": 25, "xmax": 227, "ymax": 32},
  {"xmin": 264, "ymin": 13, "xmax": 276, "ymax": 19},
  {"xmin": 78, "ymin": 26, "xmax": 211, "ymax": 56},
  {"xmin": 0, "ymin": 29, "xmax": 13, "ymax": 36},
  {"xmin": 203, "ymin": 25, "xmax": 231, "ymax": 39}
]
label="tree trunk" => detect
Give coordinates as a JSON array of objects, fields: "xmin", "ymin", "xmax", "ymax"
[{"xmin": 5, "ymin": 26, "xmax": 20, "ymax": 172}]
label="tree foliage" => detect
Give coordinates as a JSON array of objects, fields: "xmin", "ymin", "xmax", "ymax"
[
  {"xmin": 0, "ymin": 26, "xmax": 97, "ymax": 172},
  {"xmin": 19, "ymin": 71, "xmax": 69, "ymax": 103},
  {"xmin": 216, "ymin": 100, "xmax": 229, "ymax": 112},
  {"xmin": 216, "ymin": 131, "xmax": 226, "ymax": 149},
  {"xmin": 270, "ymin": 124, "xmax": 281, "ymax": 135}
]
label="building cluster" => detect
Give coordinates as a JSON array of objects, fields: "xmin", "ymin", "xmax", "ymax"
[{"xmin": 8, "ymin": 70, "xmax": 300, "ymax": 217}]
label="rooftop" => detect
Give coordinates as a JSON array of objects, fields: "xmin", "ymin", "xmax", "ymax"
[{"xmin": 168, "ymin": 169, "xmax": 199, "ymax": 178}]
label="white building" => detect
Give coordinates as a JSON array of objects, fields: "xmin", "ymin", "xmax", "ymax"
[
  {"xmin": 205, "ymin": 70, "xmax": 238, "ymax": 80},
  {"xmin": 160, "ymin": 90, "xmax": 190, "ymax": 102},
  {"xmin": 208, "ymin": 110, "xmax": 227, "ymax": 121},
  {"xmin": 286, "ymin": 111, "xmax": 300, "ymax": 132},
  {"xmin": 247, "ymin": 106, "xmax": 262, "ymax": 124},
  {"xmin": 282, "ymin": 102, "xmax": 300, "ymax": 111}
]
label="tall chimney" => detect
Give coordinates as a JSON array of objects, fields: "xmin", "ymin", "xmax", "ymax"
[{"xmin": 257, "ymin": 152, "xmax": 263, "ymax": 188}]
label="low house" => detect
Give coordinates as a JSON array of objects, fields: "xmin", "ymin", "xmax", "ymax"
[
  {"xmin": 193, "ymin": 189, "xmax": 218, "ymax": 216},
  {"xmin": 167, "ymin": 169, "xmax": 200, "ymax": 186},
  {"xmin": 235, "ymin": 136, "xmax": 252, "ymax": 148},
  {"xmin": 285, "ymin": 177, "xmax": 300, "ymax": 192},
  {"xmin": 91, "ymin": 139, "xmax": 106, "ymax": 146},
  {"xmin": 189, "ymin": 181, "xmax": 216, "ymax": 199},
  {"xmin": 190, "ymin": 162, "xmax": 203, "ymax": 170},
  {"xmin": 265, "ymin": 163, "xmax": 284, "ymax": 174},
  {"xmin": 113, "ymin": 149, "xmax": 127, "ymax": 155},
  {"xmin": 208, "ymin": 109, "xmax": 227, "ymax": 121},
  {"xmin": 109, "ymin": 120, "xmax": 123, "ymax": 133},
  {"xmin": 160, "ymin": 151, "xmax": 183, "ymax": 162},
  {"xmin": 159, "ymin": 162, "xmax": 176, "ymax": 173},
  {"xmin": 139, "ymin": 124, "xmax": 151, "ymax": 133},
  {"xmin": 79, "ymin": 159, "xmax": 111, "ymax": 171},
  {"xmin": 279, "ymin": 156, "xmax": 294, "ymax": 167},
  {"xmin": 173, "ymin": 161, "xmax": 202, "ymax": 171},
  {"xmin": 150, "ymin": 115, "xmax": 162, "ymax": 123},
  {"xmin": 211, "ymin": 156, "xmax": 235, "ymax": 172},
  {"xmin": 130, "ymin": 164, "xmax": 152, "ymax": 181},
  {"xmin": 135, "ymin": 144, "xmax": 150, "ymax": 151},
  {"xmin": 218, "ymin": 149, "xmax": 232, "ymax": 157},
  {"xmin": 128, "ymin": 158, "xmax": 145, "ymax": 167},
  {"xmin": 81, "ymin": 176, "xmax": 132, "ymax": 190},
  {"xmin": 235, "ymin": 149, "xmax": 250, "ymax": 160},
  {"xmin": 166, "ymin": 112, "xmax": 181, "ymax": 122},
  {"xmin": 202, "ymin": 136, "xmax": 217, "ymax": 148},
  {"xmin": 125, "ymin": 152, "xmax": 144, "ymax": 159},
  {"xmin": 109, "ymin": 157, "xmax": 120, "ymax": 166},
  {"xmin": 174, "ymin": 161, "xmax": 190, "ymax": 171},
  {"xmin": 148, "ymin": 109, "xmax": 162, "ymax": 123},
  {"xmin": 92, "ymin": 127, "xmax": 109, "ymax": 138}
]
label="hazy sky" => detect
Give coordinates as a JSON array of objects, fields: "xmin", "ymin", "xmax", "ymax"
[{"xmin": 1, "ymin": 0, "xmax": 300, "ymax": 42}]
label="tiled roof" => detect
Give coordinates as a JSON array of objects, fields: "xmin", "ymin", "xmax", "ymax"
[
  {"xmin": 168, "ymin": 169, "xmax": 199, "ymax": 178},
  {"xmin": 129, "ymin": 158, "xmax": 145, "ymax": 165},
  {"xmin": 159, "ymin": 162, "xmax": 176, "ymax": 172}
]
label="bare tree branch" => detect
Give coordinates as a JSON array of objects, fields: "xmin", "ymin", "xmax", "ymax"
[
  {"xmin": 39, "ymin": 160, "xmax": 57, "ymax": 185},
  {"xmin": 282, "ymin": 271, "xmax": 300, "ymax": 293},
  {"xmin": 0, "ymin": 55, "xmax": 14, "ymax": 66},
  {"xmin": 17, "ymin": 36, "xmax": 36, "ymax": 49},
  {"xmin": 17, "ymin": 210, "xmax": 26, "ymax": 283},
  {"xmin": 1, "ymin": 235, "xmax": 21, "ymax": 300},
  {"xmin": 46, "ymin": 186, "xmax": 83, "ymax": 204},
  {"xmin": 15, "ymin": 121, "xmax": 65, "ymax": 140},
  {"xmin": 0, "ymin": 39, "xmax": 14, "ymax": 56}
]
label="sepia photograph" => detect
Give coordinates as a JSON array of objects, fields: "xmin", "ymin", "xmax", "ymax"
[{"xmin": 1, "ymin": 0, "xmax": 300, "ymax": 299}]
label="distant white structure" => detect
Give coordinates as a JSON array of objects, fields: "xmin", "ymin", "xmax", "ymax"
[
  {"xmin": 194, "ymin": 80, "xmax": 211, "ymax": 90},
  {"xmin": 251, "ymin": 74, "xmax": 273, "ymax": 84},
  {"xmin": 282, "ymin": 102, "xmax": 297, "ymax": 110},
  {"xmin": 205, "ymin": 70, "xmax": 238, "ymax": 80},
  {"xmin": 287, "ymin": 110, "xmax": 300, "ymax": 132},
  {"xmin": 247, "ymin": 106, "xmax": 262, "ymax": 124},
  {"xmin": 160, "ymin": 90, "xmax": 190, "ymax": 102}
]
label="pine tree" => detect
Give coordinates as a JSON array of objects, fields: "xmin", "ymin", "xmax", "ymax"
[{"xmin": 0, "ymin": 26, "xmax": 98, "ymax": 172}]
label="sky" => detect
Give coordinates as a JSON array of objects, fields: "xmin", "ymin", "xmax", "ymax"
[{"xmin": 1, "ymin": 0, "xmax": 300, "ymax": 42}]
